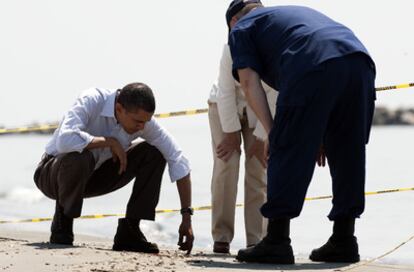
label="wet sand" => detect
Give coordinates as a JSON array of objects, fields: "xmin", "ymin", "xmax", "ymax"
[{"xmin": 0, "ymin": 230, "xmax": 413, "ymax": 272}]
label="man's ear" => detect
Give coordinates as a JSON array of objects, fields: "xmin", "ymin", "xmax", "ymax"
[
  {"xmin": 230, "ymin": 16, "xmax": 238, "ymax": 28},
  {"xmin": 115, "ymin": 102, "xmax": 124, "ymax": 115}
]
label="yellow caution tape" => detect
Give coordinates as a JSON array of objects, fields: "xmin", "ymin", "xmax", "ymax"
[
  {"xmin": 0, "ymin": 109, "xmax": 209, "ymax": 136},
  {"xmin": 154, "ymin": 108, "xmax": 208, "ymax": 119},
  {"xmin": 0, "ymin": 82, "xmax": 413, "ymax": 136},
  {"xmin": 0, "ymin": 187, "xmax": 412, "ymax": 224},
  {"xmin": 375, "ymin": 82, "xmax": 414, "ymax": 92},
  {"xmin": 340, "ymin": 233, "xmax": 414, "ymax": 271},
  {"xmin": 305, "ymin": 186, "xmax": 414, "ymax": 201},
  {"xmin": 0, "ymin": 124, "xmax": 59, "ymax": 135}
]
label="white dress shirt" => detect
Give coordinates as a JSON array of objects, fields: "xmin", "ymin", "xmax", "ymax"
[
  {"xmin": 209, "ymin": 44, "xmax": 277, "ymax": 140},
  {"xmin": 45, "ymin": 88, "xmax": 191, "ymax": 182}
]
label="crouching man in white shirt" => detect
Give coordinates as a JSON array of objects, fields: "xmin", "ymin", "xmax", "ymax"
[
  {"xmin": 34, "ymin": 82, "xmax": 194, "ymax": 254},
  {"xmin": 208, "ymin": 44, "xmax": 277, "ymax": 253}
]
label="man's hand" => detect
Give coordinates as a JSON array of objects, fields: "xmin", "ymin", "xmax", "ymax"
[
  {"xmin": 108, "ymin": 138, "xmax": 127, "ymax": 174},
  {"xmin": 178, "ymin": 214, "xmax": 194, "ymax": 254},
  {"xmin": 216, "ymin": 132, "xmax": 241, "ymax": 162},
  {"xmin": 87, "ymin": 136, "xmax": 127, "ymax": 174},
  {"xmin": 247, "ymin": 138, "xmax": 267, "ymax": 168},
  {"xmin": 175, "ymin": 175, "xmax": 193, "ymax": 254},
  {"xmin": 316, "ymin": 145, "xmax": 326, "ymax": 167}
]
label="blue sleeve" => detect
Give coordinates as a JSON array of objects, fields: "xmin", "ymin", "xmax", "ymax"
[{"xmin": 228, "ymin": 27, "xmax": 263, "ymax": 82}]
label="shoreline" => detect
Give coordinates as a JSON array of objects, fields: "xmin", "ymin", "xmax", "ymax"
[
  {"xmin": 0, "ymin": 107, "xmax": 413, "ymax": 136},
  {"xmin": 1, "ymin": 230, "xmax": 413, "ymax": 272}
]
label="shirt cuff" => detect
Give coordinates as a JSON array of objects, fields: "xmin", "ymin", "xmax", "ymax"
[
  {"xmin": 168, "ymin": 154, "xmax": 191, "ymax": 182},
  {"xmin": 221, "ymin": 119, "xmax": 242, "ymax": 133},
  {"xmin": 253, "ymin": 123, "xmax": 267, "ymax": 141},
  {"xmin": 77, "ymin": 131, "xmax": 95, "ymax": 151},
  {"xmin": 55, "ymin": 129, "xmax": 94, "ymax": 154}
]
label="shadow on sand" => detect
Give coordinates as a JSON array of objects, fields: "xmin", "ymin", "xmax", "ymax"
[
  {"xmin": 187, "ymin": 258, "xmax": 350, "ymax": 271},
  {"xmin": 25, "ymin": 241, "xmax": 78, "ymax": 250},
  {"xmin": 24, "ymin": 241, "xmax": 120, "ymax": 253}
]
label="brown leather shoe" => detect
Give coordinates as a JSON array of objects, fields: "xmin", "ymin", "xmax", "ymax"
[{"xmin": 213, "ymin": 242, "xmax": 230, "ymax": 254}]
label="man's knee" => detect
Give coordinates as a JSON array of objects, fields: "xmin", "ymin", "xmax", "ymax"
[
  {"xmin": 35, "ymin": 151, "xmax": 94, "ymax": 200},
  {"xmin": 129, "ymin": 142, "xmax": 166, "ymax": 165},
  {"xmin": 145, "ymin": 143, "xmax": 165, "ymax": 164}
]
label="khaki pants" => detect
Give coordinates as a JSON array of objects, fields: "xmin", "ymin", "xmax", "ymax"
[{"xmin": 209, "ymin": 103, "xmax": 267, "ymax": 246}]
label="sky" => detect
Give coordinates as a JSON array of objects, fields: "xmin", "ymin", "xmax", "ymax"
[{"xmin": 0, "ymin": 0, "xmax": 413, "ymax": 127}]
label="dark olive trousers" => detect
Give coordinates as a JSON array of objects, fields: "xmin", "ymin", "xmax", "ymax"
[{"xmin": 34, "ymin": 142, "xmax": 166, "ymax": 219}]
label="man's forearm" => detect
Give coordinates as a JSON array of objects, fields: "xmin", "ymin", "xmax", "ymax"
[
  {"xmin": 177, "ymin": 174, "xmax": 192, "ymax": 223},
  {"xmin": 176, "ymin": 174, "xmax": 192, "ymax": 209},
  {"xmin": 86, "ymin": 136, "xmax": 115, "ymax": 150},
  {"xmin": 177, "ymin": 174, "xmax": 191, "ymax": 208},
  {"xmin": 239, "ymin": 68, "xmax": 273, "ymax": 134}
]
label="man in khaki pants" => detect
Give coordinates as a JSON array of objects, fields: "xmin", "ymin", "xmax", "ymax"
[{"xmin": 208, "ymin": 44, "xmax": 277, "ymax": 253}]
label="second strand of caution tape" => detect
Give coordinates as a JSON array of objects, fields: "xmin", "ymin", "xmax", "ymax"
[{"xmin": 1, "ymin": 186, "xmax": 412, "ymax": 224}]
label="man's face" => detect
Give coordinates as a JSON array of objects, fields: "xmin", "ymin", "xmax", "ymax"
[{"xmin": 115, "ymin": 103, "xmax": 153, "ymax": 134}]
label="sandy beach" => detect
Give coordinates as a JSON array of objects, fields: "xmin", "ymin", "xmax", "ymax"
[{"xmin": 0, "ymin": 230, "xmax": 413, "ymax": 272}]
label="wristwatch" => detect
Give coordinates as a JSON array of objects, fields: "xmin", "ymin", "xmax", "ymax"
[{"xmin": 180, "ymin": 207, "xmax": 194, "ymax": 215}]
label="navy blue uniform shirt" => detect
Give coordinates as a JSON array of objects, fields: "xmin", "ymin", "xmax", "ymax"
[{"xmin": 229, "ymin": 6, "xmax": 373, "ymax": 96}]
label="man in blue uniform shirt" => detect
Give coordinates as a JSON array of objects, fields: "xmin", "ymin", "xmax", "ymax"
[{"xmin": 226, "ymin": 0, "xmax": 376, "ymax": 264}]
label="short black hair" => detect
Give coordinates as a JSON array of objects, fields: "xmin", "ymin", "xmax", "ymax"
[{"xmin": 117, "ymin": 82, "xmax": 156, "ymax": 113}]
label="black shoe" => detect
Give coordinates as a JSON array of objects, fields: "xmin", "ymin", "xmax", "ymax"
[
  {"xmin": 213, "ymin": 242, "xmax": 230, "ymax": 254},
  {"xmin": 310, "ymin": 236, "xmax": 360, "ymax": 263},
  {"xmin": 236, "ymin": 237, "xmax": 294, "ymax": 264},
  {"xmin": 50, "ymin": 203, "xmax": 74, "ymax": 245},
  {"xmin": 113, "ymin": 218, "xmax": 159, "ymax": 253},
  {"xmin": 237, "ymin": 217, "xmax": 294, "ymax": 264}
]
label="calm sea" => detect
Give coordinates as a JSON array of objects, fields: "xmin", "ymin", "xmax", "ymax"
[{"xmin": 0, "ymin": 118, "xmax": 413, "ymax": 264}]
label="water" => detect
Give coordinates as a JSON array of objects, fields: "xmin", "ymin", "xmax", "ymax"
[{"xmin": 0, "ymin": 122, "xmax": 413, "ymax": 264}]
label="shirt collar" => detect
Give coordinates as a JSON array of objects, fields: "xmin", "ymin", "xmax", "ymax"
[{"xmin": 100, "ymin": 89, "xmax": 117, "ymax": 118}]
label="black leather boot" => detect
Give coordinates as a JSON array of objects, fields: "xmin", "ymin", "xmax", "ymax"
[
  {"xmin": 236, "ymin": 218, "xmax": 294, "ymax": 264},
  {"xmin": 50, "ymin": 203, "xmax": 74, "ymax": 245},
  {"xmin": 113, "ymin": 218, "xmax": 159, "ymax": 253},
  {"xmin": 310, "ymin": 218, "xmax": 360, "ymax": 263}
]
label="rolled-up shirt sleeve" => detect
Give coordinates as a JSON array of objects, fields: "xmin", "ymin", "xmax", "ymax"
[
  {"xmin": 141, "ymin": 119, "xmax": 191, "ymax": 182},
  {"xmin": 55, "ymin": 95, "xmax": 97, "ymax": 154},
  {"xmin": 229, "ymin": 27, "xmax": 263, "ymax": 82},
  {"xmin": 216, "ymin": 44, "xmax": 242, "ymax": 133}
]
